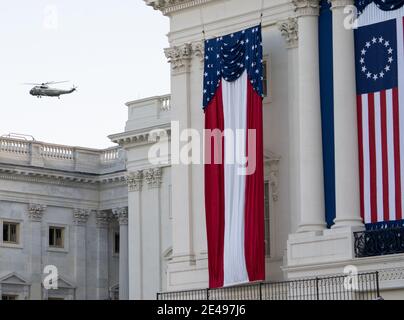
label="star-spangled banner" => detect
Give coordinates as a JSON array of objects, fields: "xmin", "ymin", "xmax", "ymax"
[
  {"xmin": 203, "ymin": 25, "xmax": 265, "ymax": 288},
  {"xmin": 203, "ymin": 25, "xmax": 264, "ymax": 110},
  {"xmin": 355, "ymin": 10, "xmax": 404, "ymax": 229}
]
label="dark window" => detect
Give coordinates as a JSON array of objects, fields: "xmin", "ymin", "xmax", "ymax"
[
  {"xmin": 114, "ymin": 232, "xmax": 120, "ymax": 254},
  {"xmin": 49, "ymin": 227, "xmax": 64, "ymax": 248},
  {"xmin": 3, "ymin": 222, "xmax": 19, "ymax": 244},
  {"xmin": 263, "ymin": 60, "xmax": 268, "ymax": 97}
]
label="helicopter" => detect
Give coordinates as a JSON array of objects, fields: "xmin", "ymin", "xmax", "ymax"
[{"xmin": 24, "ymin": 81, "xmax": 77, "ymax": 99}]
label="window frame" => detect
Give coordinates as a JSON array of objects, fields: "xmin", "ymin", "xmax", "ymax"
[
  {"xmin": 263, "ymin": 179, "xmax": 276, "ymax": 260},
  {"xmin": 262, "ymin": 54, "xmax": 272, "ymax": 103},
  {"xmin": 0, "ymin": 219, "xmax": 23, "ymax": 249},
  {"xmin": 3, "ymin": 221, "xmax": 19, "ymax": 244},
  {"xmin": 49, "ymin": 226, "xmax": 65, "ymax": 249},
  {"xmin": 47, "ymin": 224, "xmax": 69, "ymax": 253}
]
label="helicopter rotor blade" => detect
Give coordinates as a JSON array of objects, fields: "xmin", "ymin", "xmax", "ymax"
[{"xmin": 46, "ymin": 81, "xmax": 70, "ymax": 85}]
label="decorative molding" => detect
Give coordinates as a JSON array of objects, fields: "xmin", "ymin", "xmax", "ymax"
[
  {"xmin": 144, "ymin": 0, "xmax": 215, "ymax": 16},
  {"xmin": 328, "ymin": 0, "xmax": 354, "ymax": 9},
  {"xmin": 95, "ymin": 210, "xmax": 110, "ymax": 228},
  {"xmin": 113, "ymin": 207, "xmax": 128, "ymax": 225},
  {"xmin": 292, "ymin": 0, "xmax": 320, "ymax": 16},
  {"xmin": 126, "ymin": 170, "xmax": 143, "ymax": 192},
  {"xmin": 192, "ymin": 41, "xmax": 205, "ymax": 64},
  {"xmin": 379, "ymin": 268, "xmax": 404, "ymax": 282},
  {"xmin": 278, "ymin": 17, "xmax": 299, "ymax": 49},
  {"xmin": 265, "ymin": 151, "xmax": 281, "ymax": 202},
  {"xmin": 27, "ymin": 203, "xmax": 46, "ymax": 221},
  {"xmin": 73, "ymin": 208, "xmax": 90, "ymax": 225},
  {"xmin": 164, "ymin": 43, "xmax": 193, "ymax": 72},
  {"xmin": 144, "ymin": 167, "xmax": 163, "ymax": 189}
]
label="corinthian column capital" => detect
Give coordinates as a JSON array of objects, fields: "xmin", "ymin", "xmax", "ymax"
[
  {"xmin": 73, "ymin": 208, "xmax": 90, "ymax": 225},
  {"xmin": 113, "ymin": 207, "xmax": 128, "ymax": 225},
  {"xmin": 278, "ymin": 17, "xmax": 299, "ymax": 49},
  {"xmin": 292, "ymin": 0, "xmax": 320, "ymax": 16},
  {"xmin": 164, "ymin": 43, "xmax": 193, "ymax": 72},
  {"xmin": 95, "ymin": 210, "xmax": 110, "ymax": 228},
  {"xmin": 28, "ymin": 203, "xmax": 47, "ymax": 221},
  {"xmin": 126, "ymin": 170, "xmax": 143, "ymax": 192},
  {"xmin": 144, "ymin": 167, "xmax": 163, "ymax": 189}
]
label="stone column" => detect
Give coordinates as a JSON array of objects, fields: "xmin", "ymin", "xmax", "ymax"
[
  {"xmin": 95, "ymin": 210, "xmax": 109, "ymax": 300},
  {"xmin": 126, "ymin": 171, "xmax": 143, "ymax": 300},
  {"xmin": 278, "ymin": 17, "xmax": 300, "ymax": 234},
  {"xmin": 113, "ymin": 207, "xmax": 129, "ymax": 300},
  {"xmin": 330, "ymin": 0, "xmax": 363, "ymax": 229},
  {"xmin": 143, "ymin": 167, "xmax": 162, "ymax": 299},
  {"xmin": 164, "ymin": 44, "xmax": 195, "ymax": 261},
  {"xmin": 72, "ymin": 208, "xmax": 89, "ymax": 300},
  {"xmin": 27, "ymin": 203, "xmax": 46, "ymax": 300},
  {"xmin": 293, "ymin": 0, "xmax": 326, "ymax": 232}
]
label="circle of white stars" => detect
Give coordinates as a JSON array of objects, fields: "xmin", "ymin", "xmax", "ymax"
[{"xmin": 360, "ymin": 36, "xmax": 394, "ymax": 81}]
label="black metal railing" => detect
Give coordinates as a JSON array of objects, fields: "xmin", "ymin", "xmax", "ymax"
[
  {"xmin": 354, "ymin": 227, "xmax": 404, "ymax": 258},
  {"xmin": 157, "ymin": 272, "xmax": 380, "ymax": 300}
]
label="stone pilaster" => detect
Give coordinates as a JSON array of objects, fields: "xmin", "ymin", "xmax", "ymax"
[
  {"xmin": 126, "ymin": 170, "xmax": 143, "ymax": 300},
  {"xmin": 72, "ymin": 208, "xmax": 89, "ymax": 300},
  {"xmin": 278, "ymin": 17, "xmax": 300, "ymax": 233},
  {"xmin": 293, "ymin": 0, "xmax": 326, "ymax": 232},
  {"xmin": 165, "ymin": 41, "xmax": 195, "ymax": 267},
  {"xmin": 113, "ymin": 207, "xmax": 129, "ymax": 300},
  {"xmin": 329, "ymin": 0, "xmax": 363, "ymax": 229},
  {"xmin": 27, "ymin": 203, "xmax": 46, "ymax": 300},
  {"xmin": 95, "ymin": 210, "xmax": 109, "ymax": 300}
]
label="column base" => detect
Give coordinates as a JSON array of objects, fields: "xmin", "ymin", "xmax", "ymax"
[
  {"xmin": 297, "ymin": 223, "xmax": 327, "ymax": 233},
  {"xmin": 332, "ymin": 217, "xmax": 364, "ymax": 229}
]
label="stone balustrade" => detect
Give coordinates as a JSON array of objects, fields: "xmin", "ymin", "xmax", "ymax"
[
  {"xmin": 0, "ymin": 137, "xmax": 125, "ymax": 174},
  {"xmin": 124, "ymin": 94, "xmax": 171, "ymax": 132}
]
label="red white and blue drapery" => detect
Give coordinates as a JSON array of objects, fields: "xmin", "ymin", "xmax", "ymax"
[
  {"xmin": 203, "ymin": 25, "xmax": 265, "ymax": 288},
  {"xmin": 355, "ymin": 1, "xmax": 404, "ymax": 229}
]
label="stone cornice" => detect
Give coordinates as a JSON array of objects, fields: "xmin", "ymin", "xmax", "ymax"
[
  {"xmin": 0, "ymin": 165, "xmax": 126, "ymax": 188},
  {"xmin": 28, "ymin": 203, "xmax": 47, "ymax": 221},
  {"xmin": 109, "ymin": 124, "xmax": 171, "ymax": 148},
  {"xmin": 73, "ymin": 208, "xmax": 90, "ymax": 225},
  {"xmin": 112, "ymin": 207, "xmax": 128, "ymax": 225},
  {"xmin": 145, "ymin": 0, "xmax": 215, "ymax": 16},
  {"xmin": 278, "ymin": 17, "xmax": 298, "ymax": 49},
  {"xmin": 292, "ymin": 0, "xmax": 320, "ymax": 16}
]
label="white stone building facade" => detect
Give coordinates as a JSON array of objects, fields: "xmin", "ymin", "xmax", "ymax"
[
  {"xmin": 2, "ymin": 0, "xmax": 404, "ymax": 300},
  {"xmin": 0, "ymin": 140, "xmax": 127, "ymax": 300}
]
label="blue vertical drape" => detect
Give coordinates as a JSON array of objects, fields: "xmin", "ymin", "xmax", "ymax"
[{"xmin": 319, "ymin": 0, "xmax": 336, "ymax": 228}]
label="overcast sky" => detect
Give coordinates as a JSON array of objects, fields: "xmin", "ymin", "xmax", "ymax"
[{"xmin": 0, "ymin": 0, "xmax": 170, "ymax": 148}]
